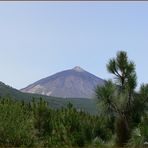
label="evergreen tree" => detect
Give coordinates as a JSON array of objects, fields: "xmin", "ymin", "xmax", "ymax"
[{"xmin": 95, "ymin": 51, "xmax": 147, "ymax": 146}]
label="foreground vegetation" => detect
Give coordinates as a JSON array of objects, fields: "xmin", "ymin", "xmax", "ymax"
[
  {"xmin": 0, "ymin": 97, "xmax": 147, "ymax": 147},
  {"xmin": 0, "ymin": 98, "xmax": 113, "ymax": 147},
  {"xmin": 0, "ymin": 51, "xmax": 147, "ymax": 147}
]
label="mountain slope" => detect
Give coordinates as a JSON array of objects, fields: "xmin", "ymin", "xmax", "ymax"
[
  {"xmin": 21, "ymin": 66, "xmax": 105, "ymax": 98},
  {"xmin": 0, "ymin": 82, "xmax": 98, "ymax": 114}
]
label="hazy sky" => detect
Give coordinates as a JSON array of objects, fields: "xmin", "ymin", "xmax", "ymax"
[{"xmin": 0, "ymin": 2, "xmax": 148, "ymax": 89}]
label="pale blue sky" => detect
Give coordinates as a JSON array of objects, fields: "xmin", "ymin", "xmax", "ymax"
[{"xmin": 0, "ymin": 2, "xmax": 148, "ymax": 89}]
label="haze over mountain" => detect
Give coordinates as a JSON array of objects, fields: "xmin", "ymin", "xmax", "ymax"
[{"xmin": 21, "ymin": 66, "xmax": 105, "ymax": 98}]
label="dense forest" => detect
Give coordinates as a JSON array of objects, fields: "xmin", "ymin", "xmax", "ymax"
[
  {"xmin": 0, "ymin": 98, "xmax": 113, "ymax": 147},
  {"xmin": 0, "ymin": 51, "xmax": 147, "ymax": 147}
]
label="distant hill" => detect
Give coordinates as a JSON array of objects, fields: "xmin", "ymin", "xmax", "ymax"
[
  {"xmin": 21, "ymin": 66, "xmax": 105, "ymax": 98},
  {"xmin": 0, "ymin": 82, "xmax": 98, "ymax": 114}
]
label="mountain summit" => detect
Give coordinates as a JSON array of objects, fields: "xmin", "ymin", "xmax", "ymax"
[
  {"xmin": 21, "ymin": 66, "xmax": 105, "ymax": 98},
  {"xmin": 73, "ymin": 66, "xmax": 85, "ymax": 72}
]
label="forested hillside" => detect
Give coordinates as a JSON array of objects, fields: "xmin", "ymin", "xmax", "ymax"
[{"xmin": 0, "ymin": 82, "xmax": 98, "ymax": 114}]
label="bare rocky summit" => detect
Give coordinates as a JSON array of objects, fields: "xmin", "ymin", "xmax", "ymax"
[{"xmin": 21, "ymin": 66, "xmax": 105, "ymax": 98}]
